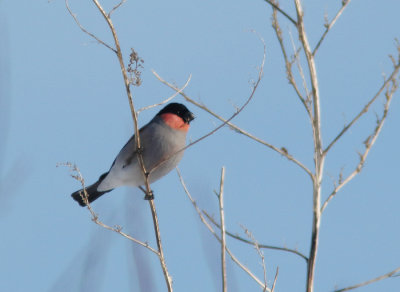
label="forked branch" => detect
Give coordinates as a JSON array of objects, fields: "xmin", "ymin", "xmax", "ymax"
[
  {"xmin": 59, "ymin": 163, "xmax": 158, "ymax": 255},
  {"xmin": 324, "ymin": 58, "xmax": 400, "ymax": 155},
  {"xmin": 137, "ymin": 74, "xmax": 192, "ymax": 114},
  {"xmin": 263, "ymin": 0, "xmax": 297, "ymax": 25},
  {"xmin": 203, "ymin": 211, "xmax": 308, "ymax": 262},
  {"xmin": 66, "ymin": 1, "xmax": 172, "ymax": 290},
  {"xmin": 149, "ymin": 34, "xmax": 266, "ymax": 175},
  {"xmin": 177, "ymin": 168, "xmax": 271, "ymax": 292},
  {"xmin": 108, "ymin": 0, "xmax": 126, "ymax": 17},
  {"xmin": 313, "ymin": 0, "xmax": 352, "ymax": 56},
  {"xmin": 65, "ymin": 0, "xmax": 116, "ymax": 52},
  {"xmin": 240, "ymin": 225, "xmax": 269, "ymax": 290},
  {"xmin": 271, "ymin": 4, "xmax": 312, "ymax": 118},
  {"xmin": 321, "ymin": 74, "xmax": 398, "ymax": 213},
  {"xmin": 294, "ymin": 1, "xmax": 325, "ymax": 292},
  {"xmin": 153, "ymin": 72, "xmax": 313, "ymax": 179}
]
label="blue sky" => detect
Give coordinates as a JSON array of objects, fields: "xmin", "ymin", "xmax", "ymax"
[{"xmin": 1, "ymin": 0, "xmax": 399, "ymax": 291}]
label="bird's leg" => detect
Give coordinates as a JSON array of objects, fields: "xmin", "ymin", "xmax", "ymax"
[
  {"xmin": 139, "ymin": 186, "xmax": 154, "ymax": 200},
  {"xmin": 144, "ymin": 191, "xmax": 154, "ymax": 200},
  {"xmin": 136, "ymin": 146, "xmax": 144, "ymax": 154}
]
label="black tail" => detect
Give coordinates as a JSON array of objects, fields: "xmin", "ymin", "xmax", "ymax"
[{"xmin": 71, "ymin": 173, "xmax": 112, "ymax": 207}]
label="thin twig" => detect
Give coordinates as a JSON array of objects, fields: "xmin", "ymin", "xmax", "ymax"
[
  {"xmin": 271, "ymin": 267, "xmax": 279, "ymax": 292},
  {"xmin": 226, "ymin": 248, "xmax": 270, "ymax": 291},
  {"xmin": 148, "ymin": 199, "xmax": 172, "ymax": 290},
  {"xmin": 149, "ymin": 33, "xmax": 266, "ymax": 176},
  {"xmin": 294, "ymin": 0, "xmax": 323, "ymax": 158},
  {"xmin": 324, "ymin": 62, "xmax": 400, "ymax": 155},
  {"xmin": 321, "ymin": 77, "xmax": 398, "ymax": 213},
  {"xmin": 91, "ymin": 0, "xmax": 140, "ymax": 138},
  {"xmin": 70, "ymin": 1, "xmax": 172, "ymax": 289},
  {"xmin": 312, "ymin": 0, "xmax": 352, "ymax": 56},
  {"xmin": 333, "ymin": 266, "xmax": 400, "ymax": 292},
  {"xmin": 137, "ymin": 73, "xmax": 192, "ymax": 114},
  {"xmin": 271, "ymin": 5, "xmax": 312, "ymax": 118},
  {"xmin": 65, "ymin": 0, "xmax": 116, "ymax": 53},
  {"xmin": 90, "ymin": 0, "xmax": 149, "ymax": 196},
  {"xmin": 139, "ymin": 187, "xmax": 172, "ymax": 289},
  {"xmin": 108, "ymin": 0, "xmax": 126, "ymax": 17},
  {"xmin": 288, "ymin": 30, "xmax": 312, "ymax": 107},
  {"xmin": 70, "ymin": 0, "xmax": 145, "ymax": 195},
  {"xmin": 176, "ymin": 168, "xmax": 271, "ymax": 292},
  {"xmin": 204, "ymin": 211, "xmax": 308, "ymax": 262},
  {"xmin": 153, "ymin": 65, "xmax": 313, "ymax": 182},
  {"xmin": 218, "ymin": 167, "xmax": 227, "ymax": 292},
  {"xmin": 240, "ymin": 225, "xmax": 268, "ymax": 290},
  {"xmin": 263, "ymin": 0, "xmax": 297, "ymax": 26},
  {"xmin": 153, "ymin": 73, "xmax": 313, "ymax": 180},
  {"xmin": 91, "ymin": 2, "xmax": 170, "ymax": 284},
  {"xmin": 59, "ymin": 162, "xmax": 158, "ymax": 254}
]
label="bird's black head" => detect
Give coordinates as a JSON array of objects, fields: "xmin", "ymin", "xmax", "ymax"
[{"xmin": 157, "ymin": 103, "xmax": 195, "ymax": 124}]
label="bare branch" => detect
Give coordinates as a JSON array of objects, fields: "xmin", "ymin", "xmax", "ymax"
[
  {"xmin": 263, "ymin": 0, "xmax": 297, "ymax": 26},
  {"xmin": 271, "ymin": 7, "xmax": 312, "ymax": 118},
  {"xmin": 90, "ymin": 0, "xmax": 140, "ymax": 131},
  {"xmin": 176, "ymin": 168, "xmax": 271, "ymax": 292},
  {"xmin": 148, "ymin": 200, "xmax": 172, "ymax": 291},
  {"xmin": 294, "ymin": 1, "xmax": 325, "ymax": 291},
  {"xmin": 148, "ymin": 34, "xmax": 266, "ymax": 177},
  {"xmin": 321, "ymin": 77, "xmax": 398, "ymax": 213},
  {"xmin": 58, "ymin": 162, "xmax": 158, "ymax": 254},
  {"xmin": 288, "ymin": 30, "xmax": 312, "ymax": 107},
  {"xmin": 218, "ymin": 167, "xmax": 227, "ymax": 292},
  {"xmin": 294, "ymin": 0, "xmax": 323, "ymax": 156},
  {"xmin": 65, "ymin": 0, "xmax": 116, "ymax": 53},
  {"xmin": 334, "ymin": 266, "xmax": 400, "ymax": 292},
  {"xmin": 180, "ymin": 32, "xmax": 266, "ymax": 150},
  {"xmin": 68, "ymin": 0, "xmax": 142, "ymax": 164},
  {"xmin": 70, "ymin": 1, "xmax": 172, "ymax": 289},
  {"xmin": 204, "ymin": 211, "xmax": 308, "ymax": 262},
  {"xmin": 89, "ymin": 0, "xmax": 150, "ymax": 203},
  {"xmin": 324, "ymin": 60, "xmax": 400, "ymax": 154},
  {"xmin": 325, "ymin": 44, "xmax": 399, "ymax": 216},
  {"xmin": 271, "ymin": 267, "xmax": 279, "ymax": 292},
  {"xmin": 226, "ymin": 248, "xmax": 270, "ymax": 292},
  {"xmin": 137, "ymin": 73, "xmax": 192, "ymax": 114},
  {"xmin": 153, "ymin": 74, "xmax": 313, "ymax": 179},
  {"xmin": 240, "ymin": 225, "xmax": 268, "ymax": 290},
  {"xmin": 313, "ymin": 0, "xmax": 352, "ymax": 56},
  {"xmin": 108, "ymin": 0, "xmax": 126, "ymax": 17}
]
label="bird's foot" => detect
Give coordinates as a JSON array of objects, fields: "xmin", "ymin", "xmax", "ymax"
[{"xmin": 144, "ymin": 190, "xmax": 154, "ymax": 200}]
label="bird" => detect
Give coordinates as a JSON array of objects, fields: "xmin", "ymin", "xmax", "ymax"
[{"xmin": 71, "ymin": 103, "xmax": 195, "ymax": 206}]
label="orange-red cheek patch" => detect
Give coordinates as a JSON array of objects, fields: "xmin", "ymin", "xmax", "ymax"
[{"xmin": 161, "ymin": 113, "xmax": 190, "ymax": 132}]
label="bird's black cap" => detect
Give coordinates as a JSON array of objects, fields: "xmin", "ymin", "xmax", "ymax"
[{"xmin": 157, "ymin": 103, "xmax": 195, "ymax": 124}]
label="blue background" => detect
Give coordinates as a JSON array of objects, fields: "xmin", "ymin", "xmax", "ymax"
[{"xmin": 0, "ymin": 0, "xmax": 399, "ymax": 291}]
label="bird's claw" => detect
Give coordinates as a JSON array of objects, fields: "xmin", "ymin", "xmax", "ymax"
[{"xmin": 144, "ymin": 191, "xmax": 154, "ymax": 200}]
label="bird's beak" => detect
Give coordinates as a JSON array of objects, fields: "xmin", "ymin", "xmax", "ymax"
[{"xmin": 186, "ymin": 111, "xmax": 195, "ymax": 124}]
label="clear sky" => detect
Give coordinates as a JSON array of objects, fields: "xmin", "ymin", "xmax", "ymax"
[{"xmin": 1, "ymin": 0, "xmax": 399, "ymax": 292}]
